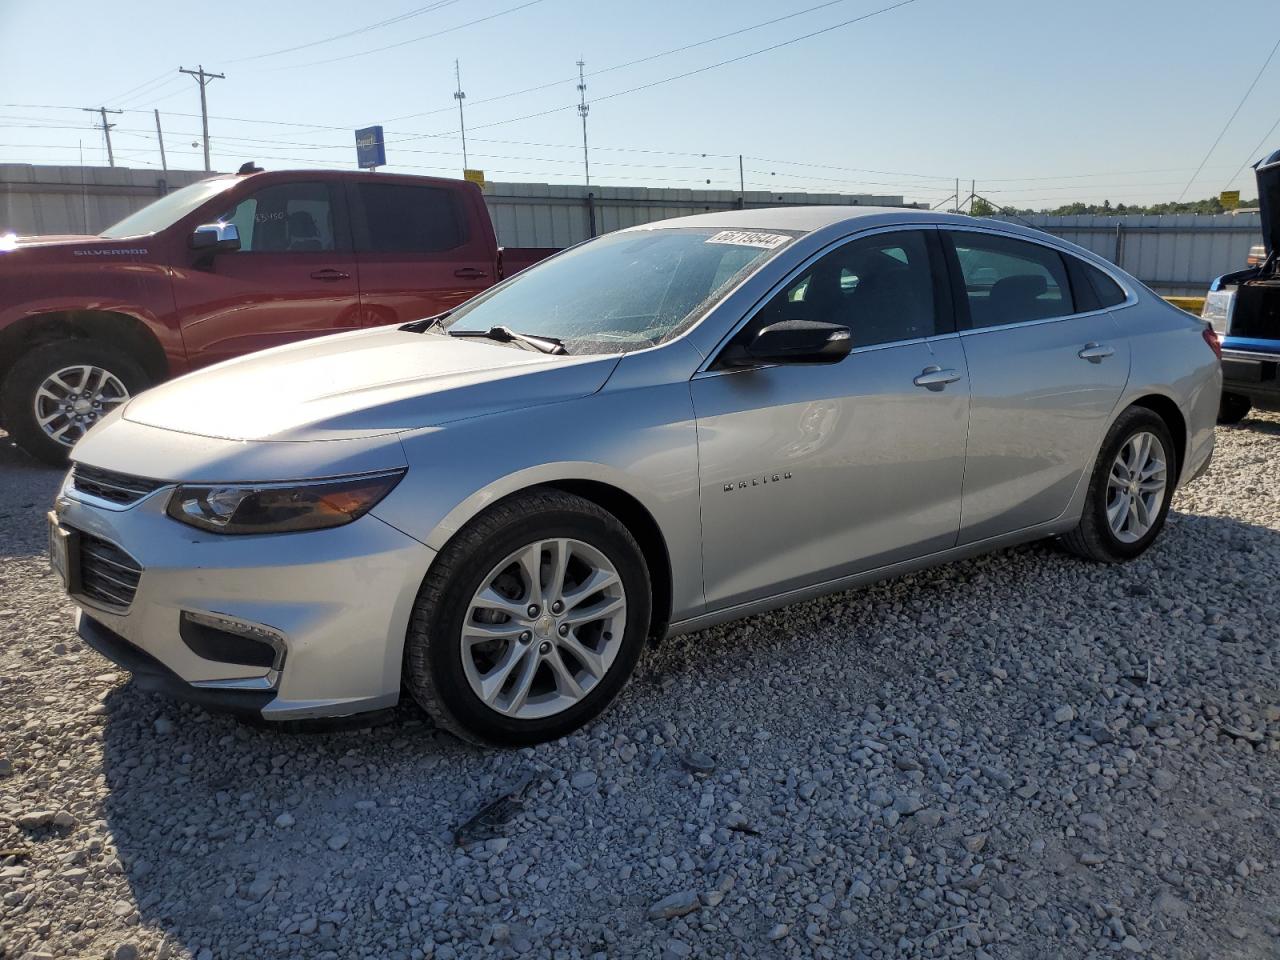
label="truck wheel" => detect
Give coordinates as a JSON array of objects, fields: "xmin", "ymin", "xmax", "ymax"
[
  {"xmin": 1217, "ymin": 392, "xmax": 1252, "ymax": 425},
  {"xmin": 1, "ymin": 340, "xmax": 150, "ymax": 466}
]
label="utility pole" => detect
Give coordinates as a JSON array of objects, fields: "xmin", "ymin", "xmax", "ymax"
[
  {"xmin": 739, "ymin": 155, "xmax": 745, "ymax": 199},
  {"xmin": 179, "ymin": 64, "xmax": 224, "ymax": 172},
  {"xmin": 576, "ymin": 59, "xmax": 590, "ymax": 187},
  {"xmin": 954, "ymin": 177, "xmax": 960, "ymax": 213},
  {"xmin": 82, "ymin": 107, "xmax": 122, "ymax": 167},
  {"xmin": 453, "ymin": 59, "xmax": 468, "ymax": 171},
  {"xmin": 969, "ymin": 179, "xmax": 975, "ymax": 214},
  {"xmin": 154, "ymin": 109, "xmax": 168, "ymax": 171}
]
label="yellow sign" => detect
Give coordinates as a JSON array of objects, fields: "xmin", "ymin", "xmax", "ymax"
[
  {"xmin": 463, "ymin": 168, "xmax": 486, "ymax": 189},
  {"xmin": 1220, "ymin": 190, "xmax": 1240, "ymax": 210}
]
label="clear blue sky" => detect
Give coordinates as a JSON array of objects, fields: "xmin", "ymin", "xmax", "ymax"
[{"xmin": 2, "ymin": 0, "xmax": 1277, "ymax": 209}]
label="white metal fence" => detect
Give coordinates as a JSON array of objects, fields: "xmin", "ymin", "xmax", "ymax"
[
  {"xmin": 995, "ymin": 213, "xmax": 1262, "ymax": 296},
  {"xmin": 0, "ymin": 164, "xmax": 1262, "ymax": 295}
]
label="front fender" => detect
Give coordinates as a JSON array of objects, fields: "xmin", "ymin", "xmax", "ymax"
[{"xmin": 370, "ymin": 378, "xmax": 705, "ymax": 623}]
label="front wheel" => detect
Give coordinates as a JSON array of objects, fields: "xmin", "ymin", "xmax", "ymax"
[
  {"xmin": 1, "ymin": 340, "xmax": 150, "ymax": 466},
  {"xmin": 403, "ymin": 488, "xmax": 651, "ymax": 746},
  {"xmin": 1059, "ymin": 407, "xmax": 1177, "ymax": 563}
]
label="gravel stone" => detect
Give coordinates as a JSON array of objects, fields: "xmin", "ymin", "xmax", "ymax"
[{"xmin": 3, "ymin": 416, "xmax": 1279, "ymax": 959}]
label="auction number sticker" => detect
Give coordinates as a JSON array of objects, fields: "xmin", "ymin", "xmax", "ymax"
[{"xmin": 705, "ymin": 230, "xmax": 790, "ymax": 249}]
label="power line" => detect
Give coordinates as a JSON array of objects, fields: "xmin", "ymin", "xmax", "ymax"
[
  {"xmin": 1224, "ymin": 111, "xmax": 1280, "ymax": 189},
  {"xmin": 230, "ymin": 0, "xmax": 465, "ymax": 63},
  {"xmin": 284, "ymin": 0, "xmax": 551, "ymax": 69},
  {"xmin": 1177, "ymin": 35, "xmax": 1280, "ymax": 201},
  {"xmin": 386, "ymin": 0, "xmax": 864, "ymax": 123},
  {"xmin": 103, "ymin": 68, "xmax": 177, "ymax": 108}
]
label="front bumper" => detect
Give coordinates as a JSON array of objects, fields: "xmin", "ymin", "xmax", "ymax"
[{"xmin": 55, "ymin": 475, "xmax": 436, "ymax": 721}]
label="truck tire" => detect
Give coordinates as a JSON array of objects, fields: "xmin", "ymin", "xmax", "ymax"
[
  {"xmin": 1217, "ymin": 392, "xmax": 1252, "ymax": 425},
  {"xmin": 1, "ymin": 340, "xmax": 151, "ymax": 466}
]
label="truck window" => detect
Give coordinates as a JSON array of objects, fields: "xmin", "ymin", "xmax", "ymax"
[
  {"xmin": 353, "ymin": 183, "xmax": 466, "ymax": 254},
  {"xmin": 220, "ymin": 183, "xmax": 336, "ymax": 253}
]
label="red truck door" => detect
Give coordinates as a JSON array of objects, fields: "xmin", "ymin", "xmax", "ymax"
[
  {"xmin": 345, "ymin": 179, "xmax": 495, "ymax": 326},
  {"xmin": 171, "ymin": 180, "xmax": 360, "ymax": 367}
]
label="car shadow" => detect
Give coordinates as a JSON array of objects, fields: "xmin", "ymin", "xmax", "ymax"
[{"xmin": 86, "ymin": 499, "xmax": 1280, "ymax": 958}]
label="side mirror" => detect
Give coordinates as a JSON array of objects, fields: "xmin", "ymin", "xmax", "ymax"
[
  {"xmin": 721, "ymin": 319, "xmax": 852, "ymax": 367},
  {"xmin": 190, "ymin": 222, "xmax": 240, "ymax": 253}
]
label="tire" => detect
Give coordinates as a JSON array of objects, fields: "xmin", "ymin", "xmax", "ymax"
[
  {"xmin": 404, "ymin": 488, "xmax": 652, "ymax": 746},
  {"xmin": 1059, "ymin": 407, "xmax": 1178, "ymax": 563},
  {"xmin": 1217, "ymin": 392, "xmax": 1252, "ymax": 425},
  {"xmin": 1, "ymin": 340, "xmax": 151, "ymax": 466}
]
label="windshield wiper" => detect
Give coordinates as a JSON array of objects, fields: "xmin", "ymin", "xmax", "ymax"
[
  {"xmin": 448, "ymin": 325, "xmax": 568, "ymax": 355},
  {"xmin": 401, "ymin": 311, "xmax": 452, "ymax": 333}
]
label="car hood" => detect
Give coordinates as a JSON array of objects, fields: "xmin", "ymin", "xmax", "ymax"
[
  {"xmin": 1257, "ymin": 147, "xmax": 1280, "ymax": 256},
  {"xmin": 123, "ymin": 327, "xmax": 621, "ymax": 441}
]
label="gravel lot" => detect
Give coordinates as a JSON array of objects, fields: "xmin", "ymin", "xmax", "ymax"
[{"xmin": 2, "ymin": 416, "xmax": 1279, "ymax": 960}]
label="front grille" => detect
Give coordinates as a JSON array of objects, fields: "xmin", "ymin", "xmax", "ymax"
[
  {"xmin": 72, "ymin": 465, "xmax": 167, "ymax": 506},
  {"xmin": 77, "ymin": 533, "xmax": 142, "ymax": 609}
]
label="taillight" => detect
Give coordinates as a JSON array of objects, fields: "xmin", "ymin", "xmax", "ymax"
[{"xmin": 1202, "ymin": 325, "xmax": 1222, "ymax": 359}]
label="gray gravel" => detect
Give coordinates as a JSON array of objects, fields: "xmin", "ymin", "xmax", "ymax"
[{"xmin": 2, "ymin": 416, "xmax": 1279, "ymax": 960}]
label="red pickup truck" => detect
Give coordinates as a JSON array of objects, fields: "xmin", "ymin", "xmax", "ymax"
[{"xmin": 0, "ymin": 166, "xmax": 557, "ymax": 463}]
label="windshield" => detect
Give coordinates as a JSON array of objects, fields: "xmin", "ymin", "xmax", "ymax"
[
  {"xmin": 442, "ymin": 227, "xmax": 797, "ymax": 354},
  {"xmin": 99, "ymin": 178, "xmax": 240, "ymax": 239}
]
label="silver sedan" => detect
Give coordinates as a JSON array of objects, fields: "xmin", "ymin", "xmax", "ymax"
[{"xmin": 50, "ymin": 207, "xmax": 1221, "ymax": 745}]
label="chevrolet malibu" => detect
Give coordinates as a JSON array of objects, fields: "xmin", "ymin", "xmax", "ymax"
[{"xmin": 50, "ymin": 208, "xmax": 1221, "ymax": 745}]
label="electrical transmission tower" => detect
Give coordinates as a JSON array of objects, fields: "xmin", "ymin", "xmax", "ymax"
[
  {"xmin": 179, "ymin": 64, "xmax": 225, "ymax": 172},
  {"xmin": 576, "ymin": 59, "xmax": 590, "ymax": 187},
  {"xmin": 82, "ymin": 107, "xmax": 122, "ymax": 167},
  {"xmin": 454, "ymin": 60, "xmax": 468, "ymax": 171}
]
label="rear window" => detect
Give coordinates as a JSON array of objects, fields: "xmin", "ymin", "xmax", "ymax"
[{"xmin": 354, "ymin": 183, "xmax": 466, "ymax": 254}]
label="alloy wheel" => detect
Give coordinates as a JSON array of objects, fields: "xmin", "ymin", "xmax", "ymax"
[
  {"xmin": 1106, "ymin": 431, "xmax": 1167, "ymax": 543},
  {"xmin": 461, "ymin": 537, "xmax": 627, "ymax": 720},
  {"xmin": 33, "ymin": 365, "xmax": 130, "ymax": 447}
]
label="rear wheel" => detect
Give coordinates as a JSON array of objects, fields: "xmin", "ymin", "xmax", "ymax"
[
  {"xmin": 1060, "ymin": 407, "xmax": 1177, "ymax": 563},
  {"xmin": 1, "ymin": 340, "xmax": 149, "ymax": 466},
  {"xmin": 1217, "ymin": 392, "xmax": 1252, "ymax": 425},
  {"xmin": 403, "ymin": 488, "xmax": 651, "ymax": 746}
]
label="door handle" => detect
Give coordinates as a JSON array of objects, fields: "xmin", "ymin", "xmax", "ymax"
[
  {"xmin": 309, "ymin": 269, "xmax": 350, "ymax": 282},
  {"xmin": 454, "ymin": 267, "xmax": 488, "ymax": 279},
  {"xmin": 913, "ymin": 366, "xmax": 962, "ymax": 390},
  {"xmin": 1078, "ymin": 342, "xmax": 1115, "ymax": 363}
]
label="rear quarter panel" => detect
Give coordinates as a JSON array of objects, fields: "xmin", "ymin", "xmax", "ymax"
[{"xmin": 1112, "ymin": 295, "xmax": 1219, "ymax": 484}]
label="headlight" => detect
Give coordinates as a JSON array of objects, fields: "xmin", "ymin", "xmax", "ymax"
[
  {"xmin": 166, "ymin": 470, "xmax": 405, "ymax": 534},
  {"xmin": 1201, "ymin": 289, "xmax": 1235, "ymax": 336}
]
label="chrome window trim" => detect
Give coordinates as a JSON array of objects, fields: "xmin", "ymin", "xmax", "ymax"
[
  {"xmin": 940, "ymin": 223, "xmax": 1139, "ymax": 335},
  {"xmin": 693, "ymin": 223, "xmax": 948, "ymax": 376},
  {"xmin": 690, "ymin": 330, "xmax": 961, "ymax": 381}
]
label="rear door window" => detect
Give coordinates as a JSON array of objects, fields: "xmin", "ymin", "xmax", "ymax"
[
  {"xmin": 353, "ymin": 183, "xmax": 467, "ymax": 254},
  {"xmin": 947, "ymin": 231, "xmax": 1073, "ymax": 328}
]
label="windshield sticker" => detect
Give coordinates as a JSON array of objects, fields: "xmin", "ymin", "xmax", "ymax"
[{"xmin": 705, "ymin": 230, "xmax": 790, "ymax": 250}]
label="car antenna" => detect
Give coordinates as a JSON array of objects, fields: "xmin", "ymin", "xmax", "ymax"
[{"xmin": 237, "ymin": 161, "xmax": 264, "ymax": 175}]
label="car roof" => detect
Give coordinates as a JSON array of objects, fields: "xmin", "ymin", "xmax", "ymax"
[{"xmin": 630, "ymin": 205, "xmax": 982, "ymax": 234}]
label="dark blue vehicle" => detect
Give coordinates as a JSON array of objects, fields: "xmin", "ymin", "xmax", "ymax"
[{"xmin": 1203, "ymin": 148, "xmax": 1280, "ymax": 423}]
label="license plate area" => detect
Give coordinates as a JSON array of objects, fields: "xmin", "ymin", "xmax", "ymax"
[{"xmin": 48, "ymin": 512, "xmax": 80, "ymax": 594}]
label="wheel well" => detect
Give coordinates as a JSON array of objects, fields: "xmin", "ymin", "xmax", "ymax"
[
  {"xmin": 0, "ymin": 310, "xmax": 168, "ymax": 391},
  {"xmin": 1129, "ymin": 394, "xmax": 1187, "ymax": 482},
  {"xmin": 541, "ymin": 479, "xmax": 673, "ymax": 642}
]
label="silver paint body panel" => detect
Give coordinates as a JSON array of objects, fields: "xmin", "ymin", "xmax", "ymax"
[{"xmin": 59, "ymin": 207, "xmax": 1220, "ymax": 718}]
